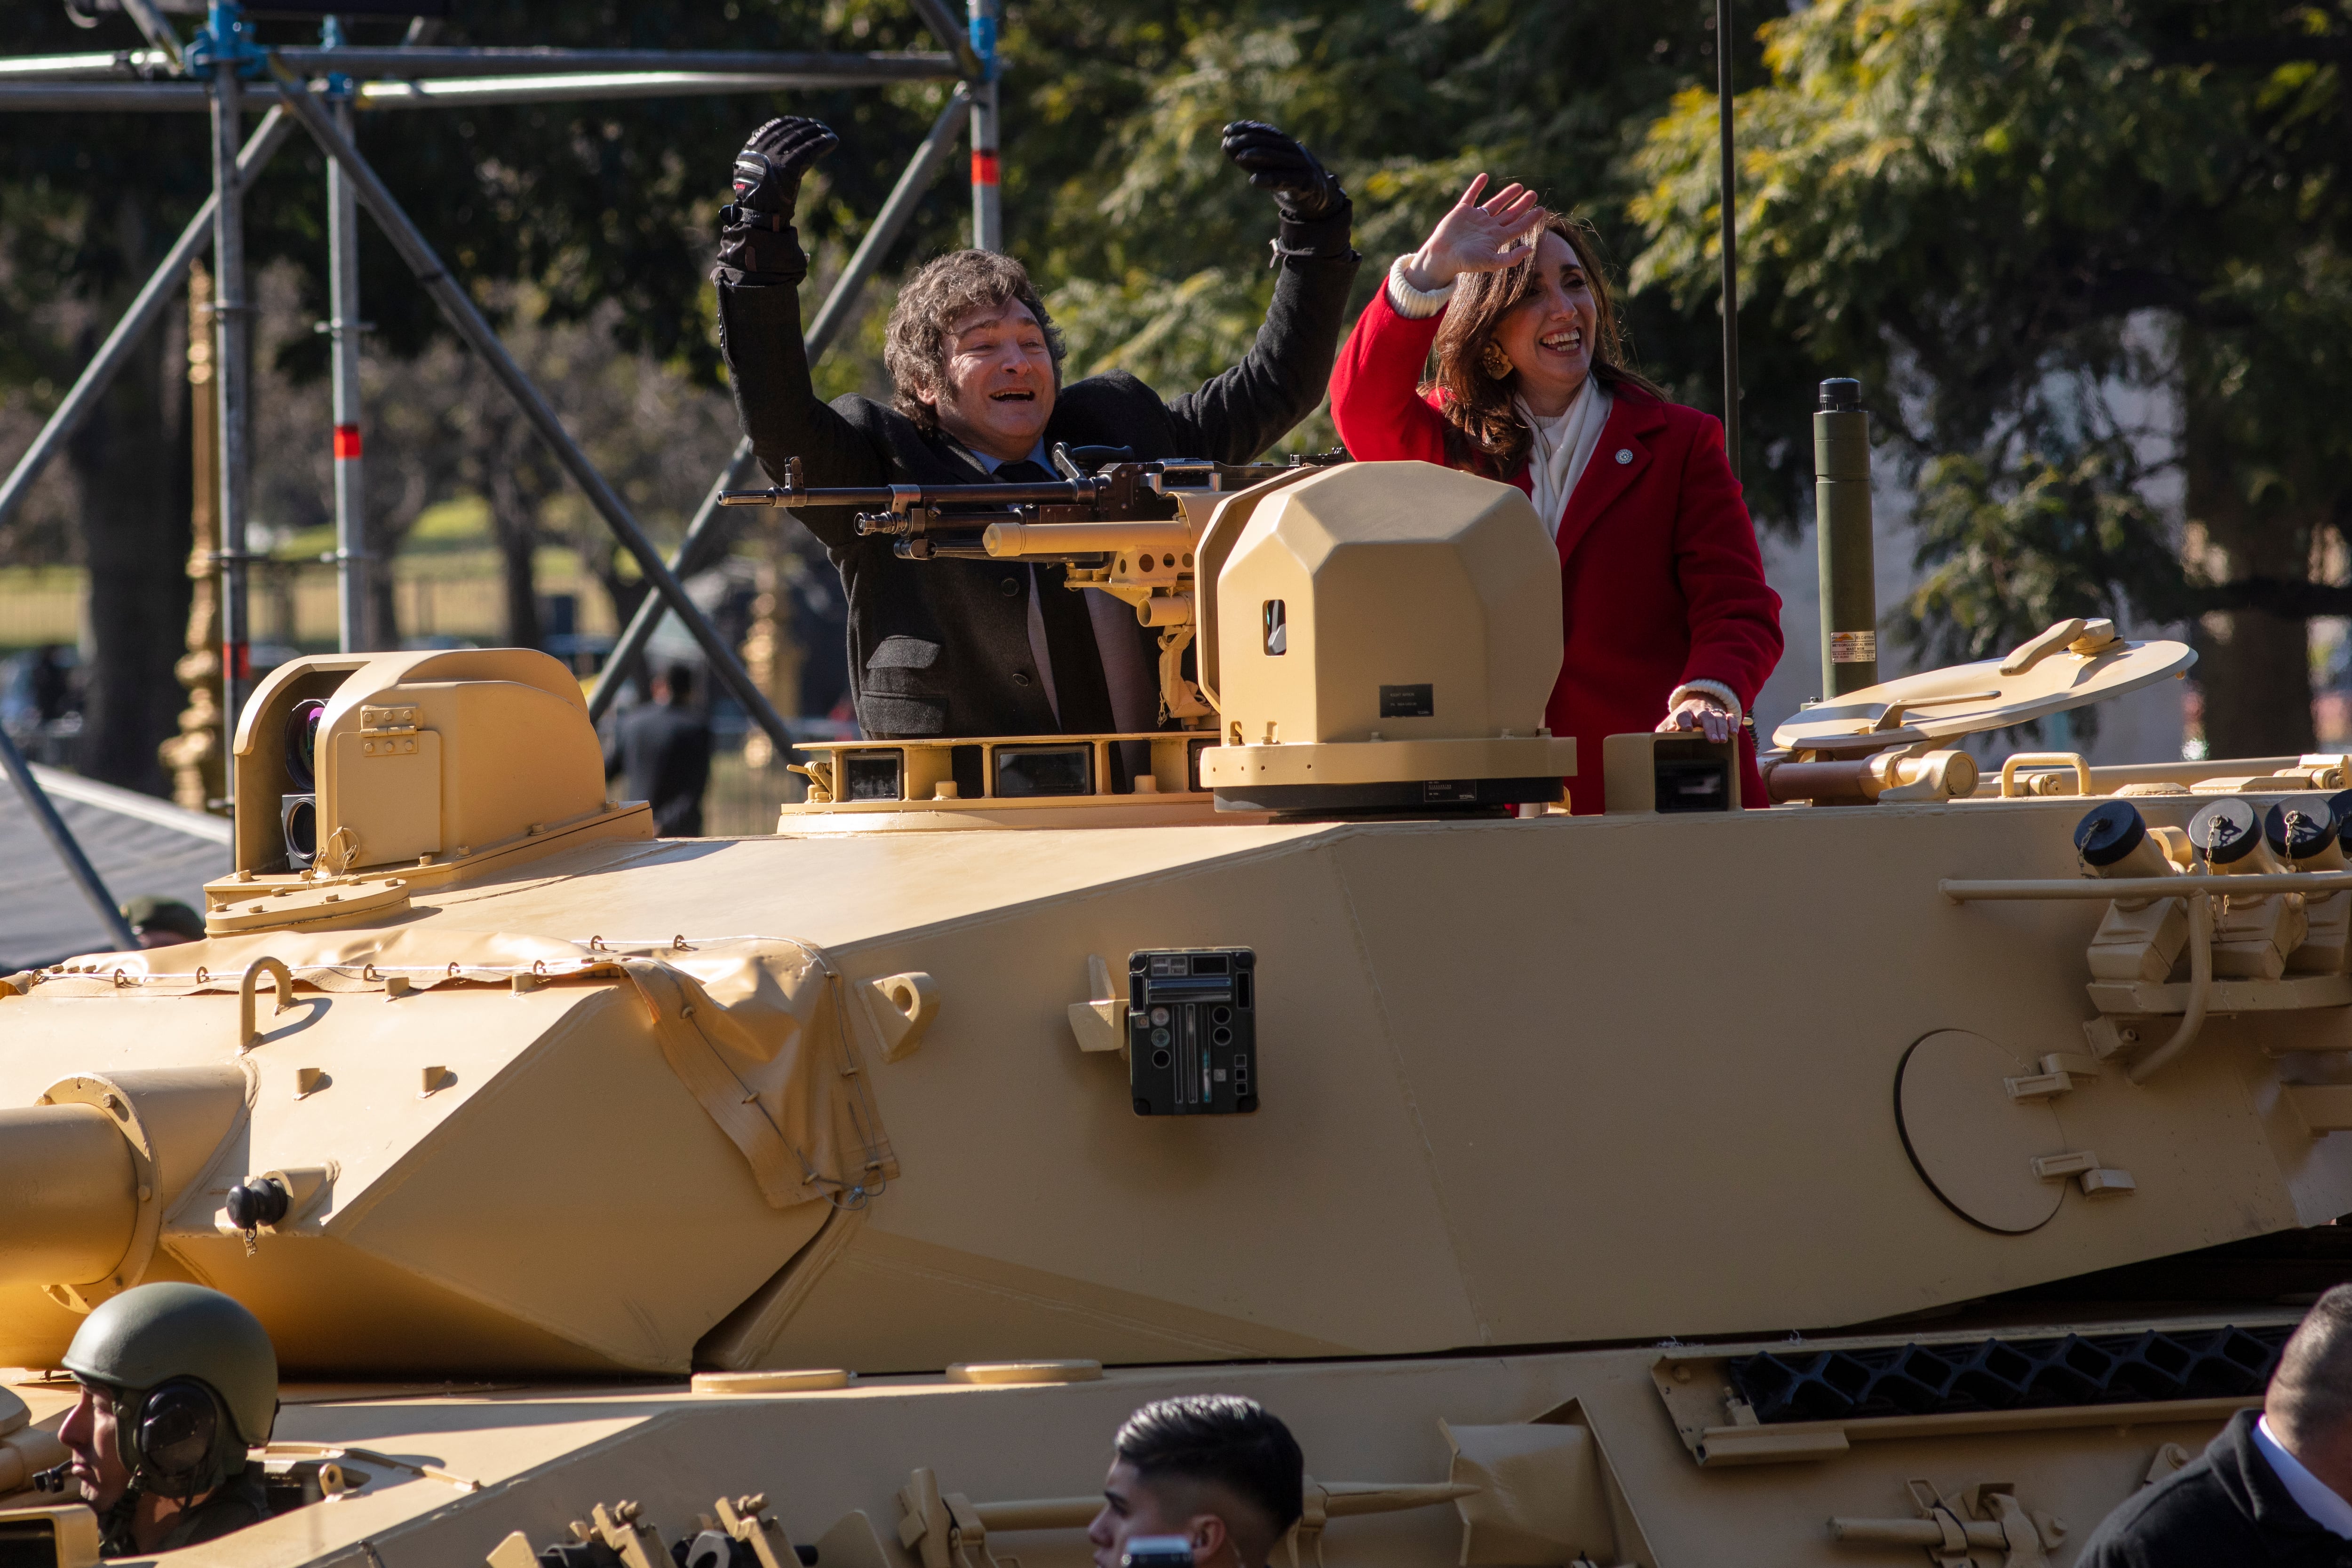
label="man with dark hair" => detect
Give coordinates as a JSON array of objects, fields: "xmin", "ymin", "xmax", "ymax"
[
  {"xmin": 715, "ymin": 116, "xmax": 1357, "ymax": 746},
  {"xmin": 2080, "ymin": 1284, "xmax": 2352, "ymax": 1564},
  {"xmin": 1086, "ymin": 1395, "xmax": 1304, "ymax": 1568},
  {"xmin": 602, "ymin": 662, "xmax": 714, "ymax": 836}
]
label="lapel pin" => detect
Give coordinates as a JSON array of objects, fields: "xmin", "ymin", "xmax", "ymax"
[{"xmin": 1614, "ymin": 448, "xmax": 1634, "ymax": 465}]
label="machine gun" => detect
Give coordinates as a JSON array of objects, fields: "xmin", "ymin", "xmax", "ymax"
[{"xmin": 720, "ymin": 446, "xmax": 1345, "ymax": 724}]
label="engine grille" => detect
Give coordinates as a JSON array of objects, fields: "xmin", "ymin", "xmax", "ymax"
[{"xmin": 1727, "ymin": 1325, "xmax": 2290, "ymax": 1424}]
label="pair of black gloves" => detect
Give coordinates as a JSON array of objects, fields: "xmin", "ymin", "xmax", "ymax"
[{"xmin": 717, "ymin": 115, "xmax": 1353, "ymax": 282}]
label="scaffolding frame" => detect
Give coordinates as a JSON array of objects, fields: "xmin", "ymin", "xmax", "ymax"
[{"xmin": 0, "ymin": 0, "xmax": 1006, "ymax": 784}]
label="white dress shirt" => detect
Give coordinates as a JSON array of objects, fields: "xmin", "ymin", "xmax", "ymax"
[{"xmin": 2255, "ymin": 1415, "xmax": 2352, "ymax": 1539}]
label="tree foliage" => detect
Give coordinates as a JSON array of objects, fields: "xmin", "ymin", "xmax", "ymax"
[{"xmin": 1630, "ymin": 0, "xmax": 2352, "ymax": 750}]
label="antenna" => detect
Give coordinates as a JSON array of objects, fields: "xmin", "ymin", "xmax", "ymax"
[{"xmin": 1716, "ymin": 0, "xmax": 1741, "ymax": 481}]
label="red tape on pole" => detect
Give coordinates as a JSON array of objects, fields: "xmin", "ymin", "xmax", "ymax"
[
  {"xmin": 333, "ymin": 424, "xmax": 362, "ymax": 459},
  {"xmin": 971, "ymin": 150, "xmax": 1000, "ymax": 186}
]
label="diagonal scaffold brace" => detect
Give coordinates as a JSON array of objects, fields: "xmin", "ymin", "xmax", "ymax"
[
  {"xmin": 589, "ymin": 80, "xmax": 975, "ymax": 723},
  {"xmin": 264, "ymin": 55, "xmax": 797, "ymax": 762},
  {"xmin": 0, "ymin": 105, "xmax": 294, "ymax": 537},
  {"xmin": 0, "ymin": 726, "xmax": 141, "ymax": 955}
]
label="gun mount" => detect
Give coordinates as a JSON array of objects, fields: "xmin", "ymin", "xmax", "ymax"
[{"xmin": 724, "ymin": 446, "xmax": 1343, "ymax": 733}]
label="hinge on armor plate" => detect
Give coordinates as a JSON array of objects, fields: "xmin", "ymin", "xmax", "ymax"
[
  {"xmin": 1828, "ymin": 1480, "xmax": 2066, "ymax": 1568},
  {"xmin": 893, "ymin": 1464, "xmax": 1485, "ymax": 1568},
  {"xmin": 2142, "ymin": 1443, "xmax": 2193, "ymax": 1487},
  {"xmin": 485, "ymin": 1495, "xmax": 807, "ymax": 1568}
]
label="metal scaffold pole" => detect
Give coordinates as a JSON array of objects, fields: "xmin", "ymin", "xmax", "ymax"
[
  {"xmin": 588, "ymin": 82, "xmax": 975, "ymax": 725},
  {"xmin": 0, "ymin": 726, "xmax": 140, "ymax": 955},
  {"xmin": 1716, "ymin": 0, "xmax": 1741, "ymax": 481},
  {"xmin": 269, "ymin": 63, "xmax": 799, "ymax": 762},
  {"xmin": 967, "ymin": 0, "xmax": 1001, "ymax": 250},
  {"xmin": 323, "ymin": 19, "xmax": 371, "ymax": 652},
  {"xmin": 0, "ymin": 2, "xmax": 999, "ymax": 780},
  {"xmin": 207, "ymin": 16, "xmax": 256, "ymax": 768},
  {"xmin": 0, "ymin": 106, "xmax": 291, "ymax": 536}
]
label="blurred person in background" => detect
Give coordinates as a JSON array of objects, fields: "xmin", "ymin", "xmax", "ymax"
[
  {"xmin": 122, "ymin": 897, "xmax": 205, "ymax": 949},
  {"xmin": 604, "ymin": 662, "xmax": 713, "ymax": 836}
]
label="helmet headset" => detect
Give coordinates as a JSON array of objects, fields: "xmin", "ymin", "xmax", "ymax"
[
  {"xmin": 58, "ymin": 1282, "xmax": 279, "ymax": 1506},
  {"xmin": 85, "ymin": 1375, "xmax": 240, "ymax": 1503}
]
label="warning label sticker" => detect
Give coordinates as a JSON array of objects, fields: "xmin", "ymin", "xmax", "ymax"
[{"xmin": 1830, "ymin": 630, "xmax": 1878, "ymax": 664}]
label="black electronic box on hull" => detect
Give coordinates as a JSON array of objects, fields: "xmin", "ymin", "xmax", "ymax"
[{"xmin": 1129, "ymin": 948, "xmax": 1256, "ymax": 1115}]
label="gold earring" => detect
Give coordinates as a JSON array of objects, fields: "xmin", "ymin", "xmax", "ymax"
[{"xmin": 1480, "ymin": 340, "xmax": 1513, "ymax": 379}]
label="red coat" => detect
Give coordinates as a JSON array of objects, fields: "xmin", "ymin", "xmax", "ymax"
[{"xmin": 1330, "ymin": 290, "xmax": 1784, "ymax": 813}]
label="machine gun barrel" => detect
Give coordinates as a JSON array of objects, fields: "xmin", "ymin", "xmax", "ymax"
[
  {"xmin": 719, "ymin": 478, "xmax": 1107, "ymax": 510},
  {"xmin": 979, "ymin": 520, "xmax": 1193, "ymax": 557}
]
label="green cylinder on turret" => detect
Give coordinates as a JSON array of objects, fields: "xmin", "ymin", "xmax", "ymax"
[{"xmin": 1814, "ymin": 378, "xmax": 1877, "ymax": 697}]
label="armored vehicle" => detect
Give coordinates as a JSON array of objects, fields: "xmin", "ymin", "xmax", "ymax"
[{"xmin": 4, "ymin": 455, "xmax": 2349, "ymax": 1568}]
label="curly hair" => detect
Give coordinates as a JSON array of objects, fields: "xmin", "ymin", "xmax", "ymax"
[
  {"xmin": 883, "ymin": 249, "xmax": 1066, "ymax": 434},
  {"xmin": 1424, "ymin": 209, "xmax": 1658, "ymax": 478}
]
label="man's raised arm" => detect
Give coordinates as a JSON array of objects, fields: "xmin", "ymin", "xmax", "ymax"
[
  {"xmin": 712, "ymin": 116, "xmax": 886, "ymax": 544},
  {"xmin": 1165, "ymin": 121, "xmax": 1362, "ymax": 464}
]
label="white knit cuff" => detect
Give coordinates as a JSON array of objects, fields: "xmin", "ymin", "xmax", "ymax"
[
  {"xmin": 1386, "ymin": 255, "xmax": 1455, "ymax": 318},
  {"xmin": 1669, "ymin": 680, "xmax": 1744, "ymax": 726}
]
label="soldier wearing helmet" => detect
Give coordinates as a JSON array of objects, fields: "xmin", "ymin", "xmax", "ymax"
[{"xmin": 54, "ymin": 1283, "xmax": 278, "ymax": 1556}]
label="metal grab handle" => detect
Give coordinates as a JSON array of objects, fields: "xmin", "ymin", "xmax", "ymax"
[
  {"xmin": 239, "ymin": 956, "xmax": 294, "ymax": 1051},
  {"xmin": 2000, "ymin": 752, "xmax": 2092, "ymax": 798}
]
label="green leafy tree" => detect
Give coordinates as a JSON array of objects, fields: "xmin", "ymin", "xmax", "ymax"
[
  {"xmin": 999, "ymin": 0, "xmax": 1760, "ymax": 458},
  {"xmin": 1630, "ymin": 0, "xmax": 2352, "ymax": 756}
]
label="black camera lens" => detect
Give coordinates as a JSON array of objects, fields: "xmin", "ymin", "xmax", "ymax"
[
  {"xmin": 283, "ymin": 699, "xmax": 327, "ymax": 791},
  {"xmin": 1151, "ymin": 1049, "xmax": 1172, "ymax": 1069},
  {"xmin": 1211, "ymin": 1006, "xmax": 1231, "ymax": 1025},
  {"xmin": 1150, "ymin": 1027, "xmax": 1170, "ymax": 1048},
  {"xmin": 1149, "ymin": 1006, "xmax": 1170, "ymax": 1027},
  {"xmin": 282, "ymin": 795, "xmax": 318, "ymax": 869},
  {"xmin": 1212, "ymin": 1027, "xmax": 1232, "ymax": 1046}
]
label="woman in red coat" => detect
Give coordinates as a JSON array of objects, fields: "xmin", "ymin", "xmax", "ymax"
[{"xmin": 1330, "ymin": 176, "xmax": 1783, "ymax": 813}]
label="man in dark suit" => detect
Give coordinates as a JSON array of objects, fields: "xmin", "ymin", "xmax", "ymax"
[
  {"xmin": 2079, "ymin": 1284, "xmax": 2352, "ymax": 1566},
  {"xmin": 603, "ymin": 663, "xmax": 714, "ymax": 836},
  {"xmin": 714, "ymin": 115, "xmax": 1358, "ymax": 745}
]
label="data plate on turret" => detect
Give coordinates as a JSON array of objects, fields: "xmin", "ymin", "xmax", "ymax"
[{"xmin": 1128, "ymin": 949, "xmax": 1257, "ymax": 1115}]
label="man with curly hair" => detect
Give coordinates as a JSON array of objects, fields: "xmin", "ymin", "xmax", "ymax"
[{"xmin": 714, "ymin": 117, "xmax": 1357, "ymax": 751}]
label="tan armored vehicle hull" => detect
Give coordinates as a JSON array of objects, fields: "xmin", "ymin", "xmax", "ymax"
[{"xmin": 4, "ymin": 465, "xmax": 2349, "ymax": 1565}]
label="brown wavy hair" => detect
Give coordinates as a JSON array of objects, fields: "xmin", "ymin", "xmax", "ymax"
[
  {"xmin": 1424, "ymin": 210, "xmax": 1658, "ymax": 478},
  {"xmin": 884, "ymin": 249, "xmax": 1066, "ymax": 435}
]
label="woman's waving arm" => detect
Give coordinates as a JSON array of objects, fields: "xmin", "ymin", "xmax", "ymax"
[{"xmin": 1329, "ymin": 290, "xmax": 1453, "ymax": 463}]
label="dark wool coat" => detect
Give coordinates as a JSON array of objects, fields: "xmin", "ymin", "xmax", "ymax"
[
  {"xmin": 2079, "ymin": 1411, "xmax": 2352, "ymax": 1568},
  {"xmin": 716, "ymin": 222, "xmax": 1359, "ymax": 742},
  {"xmin": 1328, "ymin": 289, "xmax": 1785, "ymax": 815}
]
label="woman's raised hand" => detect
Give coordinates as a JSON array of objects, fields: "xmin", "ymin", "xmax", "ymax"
[{"xmin": 1400, "ymin": 174, "xmax": 1542, "ymax": 292}]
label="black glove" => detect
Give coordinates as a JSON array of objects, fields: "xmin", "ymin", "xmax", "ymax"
[
  {"xmin": 727, "ymin": 115, "xmax": 838, "ymax": 223},
  {"xmin": 1221, "ymin": 120, "xmax": 1353, "ymax": 265},
  {"xmin": 1221, "ymin": 120, "xmax": 1348, "ymax": 220},
  {"xmin": 717, "ymin": 116, "xmax": 837, "ymax": 284}
]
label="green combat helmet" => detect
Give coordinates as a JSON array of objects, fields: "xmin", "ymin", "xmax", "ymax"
[{"xmin": 62, "ymin": 1283, "xmax": 278, "ymax": 1501}]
